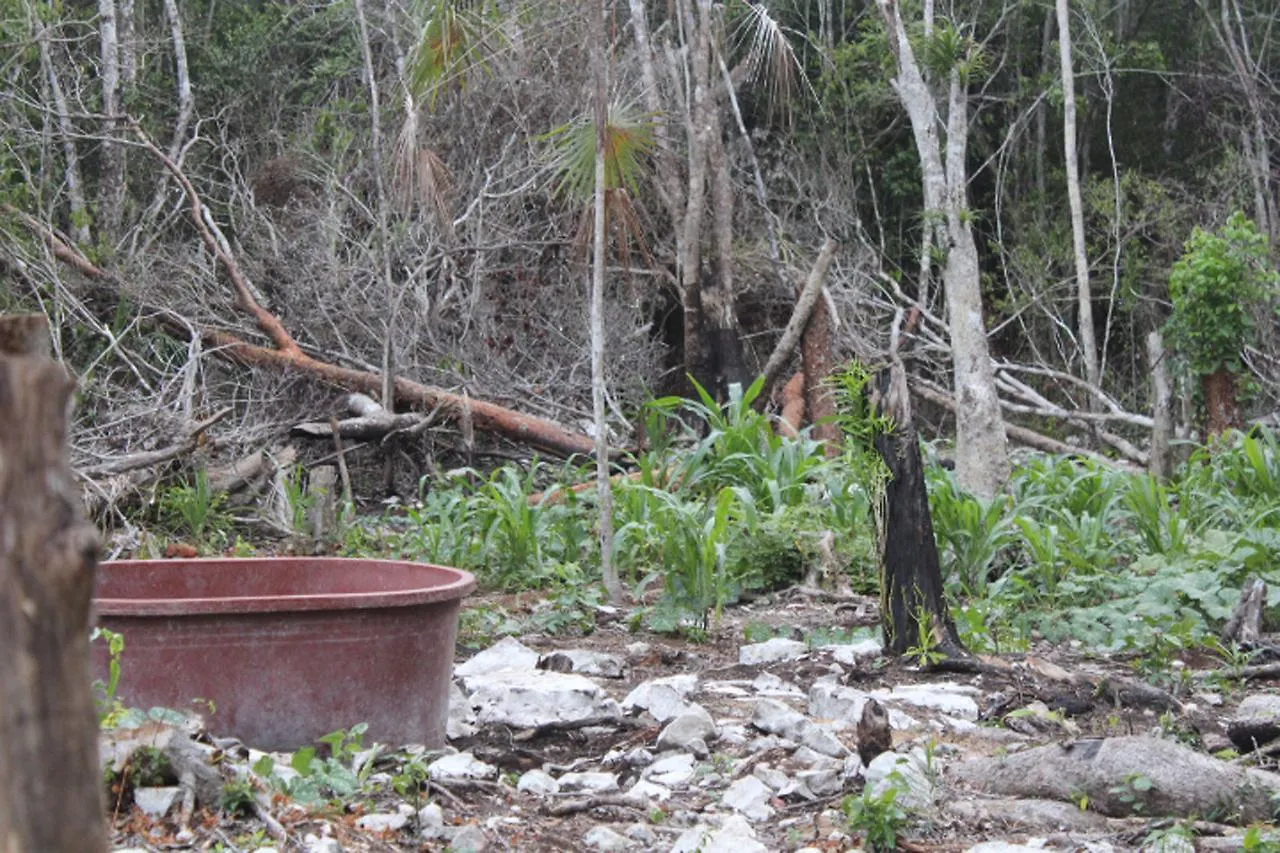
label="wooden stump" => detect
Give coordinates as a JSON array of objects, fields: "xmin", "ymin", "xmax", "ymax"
[{"xmin": 0, "ymin": 314, "xmax": 107, "ymax": 853}]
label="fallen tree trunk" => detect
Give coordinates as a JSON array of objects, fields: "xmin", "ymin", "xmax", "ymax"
[
  {"xmin": 0, "ymin": 314, "xmax": 107, "ymax": 853},
  {"xmin": 202, "ymin": 328, "xmax": 598, "ymax": 458},
  {"xmin": 950, "ymin": 736, "xmax": 1280, "ymax": 824}
]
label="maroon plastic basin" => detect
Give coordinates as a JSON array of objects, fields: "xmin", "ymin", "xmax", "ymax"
[{"xmin": 93, "ymin": 558, "xmax": 475, "ymax": 750}]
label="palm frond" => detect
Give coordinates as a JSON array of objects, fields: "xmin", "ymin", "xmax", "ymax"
[
  {"xmin": 728, "ymin": 2, "xmax": 812, "ymax": 117},
  {"xmin": 542, "ymin": 102, "xmax": 657, "ymax": 201},
  {"xmin": 408, "ymin": 0, "xmax": 501, "ymax": 106}
]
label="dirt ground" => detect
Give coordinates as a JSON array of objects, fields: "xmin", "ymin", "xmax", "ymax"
[{"xmin": 107, "ymin": 587, "xmax": 1274, "ymax": 852}]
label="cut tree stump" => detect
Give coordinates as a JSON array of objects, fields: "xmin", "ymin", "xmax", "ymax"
[{"xmin": 0, "ymin": 314, "xmax": 107, "ymax": 852}]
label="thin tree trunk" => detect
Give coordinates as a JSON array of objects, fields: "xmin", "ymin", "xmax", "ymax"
[
  {"xmin": 136, "ymin": 0, "xmax": 195, "ymax": 250},
  {"xmin": 32, "ymin": 11, "xmax": 91, "ymax": 244},
  {"xmin": 98, "ymin": 0, "xmax": 127, "ymax": 240},
  {"xmin": 1057, "ymin": 0, "xmax": 1099, "ymax": 394},
  {"xmin": 353, "ymin": 0, "xmax": 401, "ymax": 494},
  {"xmin": 0, "ymin": 314, "xmax": 107, "ymax": 853},
  {"xmin": 679, "ymin": 0, "xmax": 715, "ymax": 392},
  {"xmin": 1147, "ymin": 331, "xmax": 1173, "ymax": 479},
  {"xmin": 705, "ymin": 124, "xmax": 747, "ymax": 396},
  {"xmin": 942, "ymin": 69, "xmax": 1010, "ymax": 498},
  {"xmin": 626, "ymin": 0, "xmax": 684, "ymax": 231},
  {"xmin": 1034, "ymin": 11, "xmax": 1054, "ymax": 197},
  {"xmin": 591, "ymin": 0, "xmax": 620, "ymax": 602}
]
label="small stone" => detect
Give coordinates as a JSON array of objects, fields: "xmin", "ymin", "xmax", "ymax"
[
  {"xmin": 656, "ymin": 705, "xmax": 718, "ymax": 751},
  {"xmin": 645, "ymin": 752, "xmax": 696, "ymax": 787},
  {"xmin": 517, "ymin": 768, "xmax": 560, "ymax": 795},
  {"xmin": 428, "ymin": 751, "xmax": 498, "ymax": 781},
  {"xmin": 303, "ymin": 838, "xmax": 344, "ymax": 853},
  {"xmin": 722, "ymin": 775, "xmax": 774, "ymax": 821},
  {"xmin": 753, "ymin": 765, "xmax": 789, "ymax": 790},
  {"xmin": 739, "ymin": 638, "xmax": 808, "ymax": 665},
  {"xmin": 449, "ymin": 824, "xmax": 489, "ymax": 853},
  {"xmin": 464, "ymin": 670, "xmax": 622, "ymax": 729},
  {"xmin": 627, "ymin": 778, "xmax": 672, "ymax": 802},
  {"xmin": 540, "ymin": 649, "xmax": 627, "ymax": 679},
  {"xmin": 133, "ymin": 786, "xmax": 181, "ymax": 818},
  {"xmin": 355, "ymin": 812, "xmax": 408, "ymax": 832},
  {"xmin": 672, "ymin": 815, "xmax": 768, "ymax": 853},
  {"xmin": 751, "ymin": 671, "xmax": 804, "ymax": 697},
  {"xmin": 455, "ymin": 636, "xmax": 541, "ymax": 676},
  {"xmin": 822, "ymin": 639, "xmax": 884, "ymax": 665},
  {"xmin": 583, "ymin": 825, "xmax": 632, "ymax": 851},
  {"xmin": 625, "ymin": 822, "xmax": 657, "ymax": 843},
  {"xmin": 252, "ymin": 848, "xmax": 279, "ymax": 853},
  {"xmin": 418, "ymin": 802, "xmax": 445, "ymax": 828},
  {"xmin": 883, "ymin": 683, "xmax": 981, "ymax": 720},
  {"xmin": 865, "ymin": 748, "xmax": 937, "ymax": 811},
  {"xmin": 559, "ymin": 771, "xmax": 620, "ymax": 793},
  {"xmin": 622, "ymin": 674, "xmax": 698, "ymax": 721},
  {"xmin": 797, "ymin": 768, "xmax": 843, "ymax": 797}
]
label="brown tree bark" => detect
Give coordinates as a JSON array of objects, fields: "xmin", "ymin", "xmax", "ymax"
[
  {"xmin": 1204, "ymin": 368, "xmax": 1242, "ymax": 437},
  {"xmin": 800, "ymin": 278, "xmax": 840, "ymax": 455},
  {"xmin": 0, "ymin": 314, "xmax": 107, "ymax": 853}
]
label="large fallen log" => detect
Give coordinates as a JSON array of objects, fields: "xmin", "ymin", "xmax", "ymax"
[{"xmin": 950, "ymin": 736, "xmax": 1280, "ymax": 823}]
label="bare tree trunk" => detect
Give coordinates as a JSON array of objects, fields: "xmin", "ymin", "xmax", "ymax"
[
  {"xmin": 136, "ymin": 0, "xmax": 195, "ymax": 249},
  {"xmin": 679, "ymin": 0, "xmax": 715, "ymax": 392},
  {"xmin": 1057, "ymin": 0, "xmax": 1099, "ymax": 394},
  {"xmin": 704, "ymin": 124, "xmax": 747, "ymax": 396},
  {"xmin": 878, "ymin": 0, "xmax": 1008, "ymax": 497},
  {"xmin": 32, "ymin": 10, "xmax": 91, "ymax": 244},
  {"xmin": 591, "ymin": 0, "xmax": 620, "ymax": 602},
  {"xmin": 1034, "ymin": 10, "xmax": 1054, "ymax": 198},
  {"xmin": 353, "ymin": 0, "xmax": 401, "ymax": 494},
  {"xmin": 1147, "ymin": 331, "xmax": 1173, "ymax": 479},
  {"xmin": 0, "ymin": 314, "xmax": 107, "ymax": 853},
  {"xmin": 98, "ymin": 0, "xmax": 127, "ymax": 240},
  {"xmin": 943, "ymin": 71, "xmax": 1011, "ymax": 498},
  {"xmin": 626, "ymin": 0, "xmax": 684, "ymax": 231}
]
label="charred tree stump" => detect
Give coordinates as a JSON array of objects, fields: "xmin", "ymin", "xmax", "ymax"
[
  {"xmin": 0, "ymin": 314, "xmax": 107, "ymax": 852},
  {"xmin": 872, "ymin": 364, "xmax": 964, "ymax": 658}
]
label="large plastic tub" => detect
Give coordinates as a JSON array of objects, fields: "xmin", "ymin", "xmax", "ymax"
[{"xmin": 93, "ymin": 557, "xmax": 475, "ymax": 750}]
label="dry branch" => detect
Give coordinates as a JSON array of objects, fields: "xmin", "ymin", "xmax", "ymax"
[
  {"xmin": 759, "ymin": 238, "xmax": 838, "ymax": 400},
  {"xmin": 911, "ymin": 380, "xmax": 1131, "ymax": 467},
  {"xmin": 11, "ymin": 199, "xmax": 602, "ymax": 460}
]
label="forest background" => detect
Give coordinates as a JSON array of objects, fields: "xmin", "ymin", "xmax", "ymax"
[{"xmin": 1, "ymin": 0, "xmax": 1278, "ymax": 568}]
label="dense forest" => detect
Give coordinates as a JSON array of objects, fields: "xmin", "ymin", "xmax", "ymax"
[{"xmin": 0, "ymin": 0, "xmax": 1277, "ymax": 510}]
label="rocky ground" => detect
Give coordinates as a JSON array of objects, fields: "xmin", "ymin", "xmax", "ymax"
[{"xmin": 106, "ymin": 589, "xmax": 1280, "ymax": 852}]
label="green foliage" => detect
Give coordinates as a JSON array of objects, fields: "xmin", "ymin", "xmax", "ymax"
[
  {"xmin": 1165, "ymin": 212, "xmax": 1279, "ymax": 379},
  {"xmin": 542, "ymin": 103, "xmax": 657, "ymax": 199},
  {"xmin": 842, "ymin": 776, "xmax": 909, "ymax": 851},
  {"xmin": 1108, "ymin": 772, "xmax": 1155, "ymax": 814},
  {"xmin": 252, "ymin": 724, "xmax": 378, "ymax": 806},
  {"xmin": 160, "ymin": 470, "xmax": 230, "ymax": 546},
  {"xmin": 219, "ymin": 780, "xmax": 257, "ymax": 816},
  {"xmin": 92, "ymin": 627, "xmax": 127, "ymax": 725}
]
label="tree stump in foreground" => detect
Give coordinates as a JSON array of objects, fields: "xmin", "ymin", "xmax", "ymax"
[
  {"xmin": 0, "ymin": 314, "xmax": 107, "ymax": 853},
  {"xmin": 872, "ymin": 365, "xmax": 963, "ymax": 658}
]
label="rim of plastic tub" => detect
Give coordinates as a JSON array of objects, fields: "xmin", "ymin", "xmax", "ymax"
[{"xmin": 94, "ymin": 557, "xmax": 477, "ymax": 617}]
